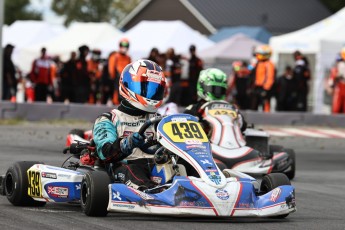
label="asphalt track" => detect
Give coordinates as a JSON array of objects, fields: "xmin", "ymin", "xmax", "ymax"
[{"xmin": 0, "ymin": 123, "xmax": 344, "ymax": 230}]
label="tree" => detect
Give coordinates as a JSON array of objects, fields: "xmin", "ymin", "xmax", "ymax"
[
  {"xmin": 5, "ymin": 0, "xmax": 42, "ymax": 25},
  {"xmin": 51, "ymin": 0, "xmax": 141, "ymax": 26}
]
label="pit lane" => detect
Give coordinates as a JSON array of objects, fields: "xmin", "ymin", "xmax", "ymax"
[{"xmin": 0, "ymin": 123, "xmax": 344, "ymax": 230}]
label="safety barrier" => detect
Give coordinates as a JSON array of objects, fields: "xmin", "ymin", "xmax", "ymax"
[{"xmin": 1, "ymin": 101, "xmax": 345, "ymax": 127}]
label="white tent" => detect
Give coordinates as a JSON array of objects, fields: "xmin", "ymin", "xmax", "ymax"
[
  {"xmin": 100, "ymin": 20, "xmax": 214, "ymax": 61},
  {"xmin": 2, "ymin": 20, "xmax": 66, "ymax": 73},
  {"xmin": 199, "ymin": 33, "xmax": 262, "ymax": 62},
  {"xmin": 20, "ymin": 22, "xmax": 123, "ymax": 73},
  {"xmin": 270, "ymin": 7, "xmax": 345, "ymax": 113}
]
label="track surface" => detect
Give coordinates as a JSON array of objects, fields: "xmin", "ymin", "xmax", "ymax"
[{"xmin": 0, "ymin": 123, "xmax": 344, "ymax": 230}]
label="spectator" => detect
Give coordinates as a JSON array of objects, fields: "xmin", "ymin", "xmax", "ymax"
[
  {"xmin": 331, "ymin": 48, "xmax": 345, "ymax": 113},
  {"xmin": 293, "ymin": 50, "xmax": 311, "ymax": 111},
  {"xmin": 2, "ymin": 44, "xmax": 16, "ymax": 101},
  {"xmin": 107, "ymin": 38, "xmax": 131, "ymax": 105},
  {"xmin": 87, "ymin": 49, "xmax": 103, "ymax": 104},
  {"xmin": 250, "ymin": 45, "xmax": 275, "ymax": 112},
  {"xmin": 275, "ymin": 66, "xmax": 298, "ymax": 111},
  {"xmin": 74, "ymin": 45, "xmax": 90, "ymax": 103},
  {"xmin": 227, "ymin": 61, "xmax": 251, "ymax": 110},
  {"xmin": 165, "ymin": 48, "xmax": 182, "ymax": 105},
  {"xmin": 188, "ymin": 45, "xmax": 203, "ymax": 104},
  {"xmin": 30, "ymin": 47, "xmax": 54, "ymax": 102},
  {"xmin": 147, "ymin": 47, "xmax": 159, "ymax": 63},
  {"xmin": 60, "ymin": 51, "xmax": 77, "ymax": 104}
]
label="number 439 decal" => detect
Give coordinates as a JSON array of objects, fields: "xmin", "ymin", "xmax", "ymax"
[
  {"xmin": 163, "ymin": 121, "xmax": 208, "ymax": 142},
  {"xmin": 27, "ymin": 170, "xmax": 42, "ymax": 198}
]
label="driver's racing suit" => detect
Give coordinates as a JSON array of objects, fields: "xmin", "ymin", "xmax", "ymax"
[{"xmin": 92, "ymin": 100, "xmax": 158, "ymax": 190}]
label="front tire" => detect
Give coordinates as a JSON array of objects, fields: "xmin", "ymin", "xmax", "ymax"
[
  {"xmin": 260, "ymin": 173, "xmax": 291, "ymax": 218},
  {"xmin": 5, "ymin": 161, "xmax": 46, "ymax": 206},
  {"xmin": 284, "ymin": 149, "xmax": 296, "ymax": 180},
  {"xmin": 81, "ymin": 170, "xmax": 111, "ymax": 216}
]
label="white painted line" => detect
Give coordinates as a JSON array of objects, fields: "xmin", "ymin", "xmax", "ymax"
[
  {"xmin": 265, "ymin": 130, "xmax": 294, "ymax": 137},
  {"xmin": 280, "ymin": 128, "xmax": 330, "ymax": 138},
  {"xmin": 308, "ymin": 129, "xmax": 345, "ymax": 138}
]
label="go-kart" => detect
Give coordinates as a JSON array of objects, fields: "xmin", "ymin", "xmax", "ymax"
[
  {"xmin": 201, "ymin": 101, "xmax": 296, "ymax": 179},
  {"xmin": 0, "ymin": 114, "xmax": 296, "ymax": 218}
]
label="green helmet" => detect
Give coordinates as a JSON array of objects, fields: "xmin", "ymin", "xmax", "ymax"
[{"xmin": 197, "ymin": 68, "xmax": 228, "ymax": 101}]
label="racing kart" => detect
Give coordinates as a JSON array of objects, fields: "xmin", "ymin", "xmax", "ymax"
[
  {"xmin": 201, "ymin": 101, "xmax": 296, "ymax": 179},
  {"xmin": 0, "ymin": 114, "xmax": 296, "ymax": 218}
]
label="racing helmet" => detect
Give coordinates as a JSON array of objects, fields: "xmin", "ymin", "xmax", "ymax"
[
  {"xmin": 119, "ymin": 38, "xmax": 130, "ymax": 48},
  {"xmin": 255, "ymin": 45, "xmax": 272, "ymax": 61},
  {"xmin": 197, "ymin": 68, "xmax": 228, "ymax": 101},
  {"xmin": 341, "ymin": 47, "xmax": 345, "ymax": 60},
  {"xmin": 119, "ymin": 59, "xmax": 166, "ymax": 113},
  {"xmin": 232, "ymin": 61, "xmax": 243, "ymax": 72}
]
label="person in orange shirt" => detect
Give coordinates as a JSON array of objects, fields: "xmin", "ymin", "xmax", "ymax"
[
  {"xmin": 331, "ymin": 48, "xmax": 345, "ymax": 113},
  {"xmin": 88, "ymin": 49, "xmax": 103, "ymax": 104},
  {"xmin": 107, "ymin": 38, "xmax": 131, "ymax": 105},
  {"xmin": 251, "ymin": 45, "xmax": 275, "ymax": 112}
]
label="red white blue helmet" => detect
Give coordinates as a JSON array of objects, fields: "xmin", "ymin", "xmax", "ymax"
[{"xmin": 119, "ymin": 59, "xmax": 166, "ymax": 113}]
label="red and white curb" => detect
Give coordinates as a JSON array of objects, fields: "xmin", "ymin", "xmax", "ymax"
[{"xmin": 263, "ymin": 127, "xmax": 345, "ymax": 138}]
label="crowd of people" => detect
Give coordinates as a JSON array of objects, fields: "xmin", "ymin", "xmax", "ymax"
[{"xmin": 3, "ymin": 38, "xmax": 345, "ymax": 113}]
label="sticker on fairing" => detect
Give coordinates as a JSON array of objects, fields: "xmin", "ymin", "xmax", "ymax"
[
  {"xmin": 208, "ymin": 109, "xmax": 238, "ymax": 118},
  {"xmin": 27, "ymin": 170, "xmax": 42, "ymax": 198},
  {"xmin": 162, "ymin": 121, "xmax": 208, "ymax": 143}
]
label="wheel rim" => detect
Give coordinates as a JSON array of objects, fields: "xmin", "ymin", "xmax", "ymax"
[
  {"xmin": 5, "ymin": 173, "xmax": 14, "ymax": 196},
  {"xmin": 81, "ymin": 182, "xmax": 88, "ymax": 205}
]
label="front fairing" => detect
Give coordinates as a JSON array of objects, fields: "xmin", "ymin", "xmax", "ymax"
[{"xmin": 156, "ymin": 114, "xmax": 226, "ymax": 188}]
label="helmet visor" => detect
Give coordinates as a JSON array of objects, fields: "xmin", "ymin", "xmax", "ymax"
[
  {"xmin": 204, "ymin": 85, "xmax": 226, "ymax": 99},
  {"xmin": 122, "ymin": 72, "xmax": 165, "ymax": 101}
]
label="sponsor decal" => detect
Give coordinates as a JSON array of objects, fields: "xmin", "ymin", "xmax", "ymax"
[
  {"xmin": 75, "ymin": 184, "xmax": 81, "ymax": 190},
  {"xmin": 205, "ymin": 169, "xmax": 217, "ymax": 172},
  {"xmin": 147, "ymin": 70, "xmax": 164, "ymax": 83},
  {"xmin": 112, "ymin": 203, "xmax": 135, "ymax": 209},
  {"xmin": 179, "ymin": 201, "xmax": 208, "ymax": 207},
  {"xmin": 210, "ymin": 103, "xmax": 235, "ymax": 110},
  {"xmin": 209, "ymin": 172, "xmax": 222, "ymax": 185},
  {"xmin": 41, "ymin": 172, "xmax": 57, "ymax": 179},
  {"xmin": 171, "ymin": 117, "xmax": 188, "ymax": 122},
  {"xmin": 270, "ymin": 188, "xmax": 282, "ymax": 202},
  {"xmin": 200, "ymin": 159, "xmax": 213, "ymax": 165},
  {"xmin": 215, "ymin": 189, "xmax": 229, "ymax": 200},
  {"xmin": 238, "ymin": 203, "xmax": 254, "ymax": 208},
  {"xmin": 151, "ymin": 176, "xmax": 162, "ymax": 184},
  {"xmin": 112, "ymin": 191, "xmax": 122, "ymax": 200},
  {"xmin": 185, "ymin": 140, "xmax": 202, "ymax": 145},
  {"xmin": 186, "ymin": 145, "xmax": 206, "ymax": 149},
  {"xmin": 121, "ymin": 120, "xmax": 146, "ymax": 127},
  {"xmin": 129, "ymin": 188, "xmax": 154, "ymax": 200},
  {"xmin": 47, "ymin": 186, "xmax": 69, "ymax": 198},
  {"xmin": 57, "ymin": 173, "xmax": 71, "ymax": 179}
]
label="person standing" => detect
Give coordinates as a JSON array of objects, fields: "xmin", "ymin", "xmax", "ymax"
[
  {"xmin": 251, "ymin": 45, "xmax": 275, "ymax": 112},
  {"xmin": 2, "ymin": 44, "xmax": 16, "ymax": 101},
  {"xmin": 293, "ymin": 50, "xmax": 311, "ymax": 111},
  {"xmin": 108, "ymin": 38, "xmax": 131, "ymax": 105},
  {"xmin": 165, "ymin": 48, "xmax": 182, "ymax": 106},
  {"xmin": 331, "ymin": 48, "xmax": 345, "ymax": 113},
  {"xmin": 74, "ymin": 45, "xmax": 91, "ymax": 103},
  {"xmin": 60, "ymin": 51, "xmax": 77, "ymax": 103},
  {"xmin": 188, "ymin": 45, "xmax": 203, "ymax": 104},
  {"xmin": 275, "ymin": 66, "xmax": 298, "ymax": 111},
  {"xmin": 30, "ymin": 47, "xmax": 54, "ymax": 102}
]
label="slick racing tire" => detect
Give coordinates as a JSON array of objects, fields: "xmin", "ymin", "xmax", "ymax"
[
  {"xmin": 81, "ymin": 170, "xmax": 111, "ymax": 217},
  {"xmin": 68, "ymin": 129, "xmax": 85, "ymax": 139},
  {"xmin": 5, "ymin": 161, "xmax": 46, "ymax": 206},
  {"xmin": 284, "ymin": 149, "xmax": 296, "ymax": 180},
  {"xmin": 260, "ymin": 173, "xmax": 291, "ymax": 218}
]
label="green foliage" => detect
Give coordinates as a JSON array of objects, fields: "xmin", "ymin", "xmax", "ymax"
[
  {"xmin": 5, "ymin": 0, "xmax": 42, "ymax": 25},
  {"xmin": 51, "ymin": 0, "xmax": 141, "ymax": 26},
  {"xmin": 320, "ymin": 0, "xmax": 345, "ymax": 13}
]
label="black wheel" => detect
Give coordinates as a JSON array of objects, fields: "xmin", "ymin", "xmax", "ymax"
[
  {"xmin": 260, "ymin": 173, "xmax": 291, "ymax": 218},
  {"xmin": 284, "ymin": 149, "xmax": 296, "ymax": 180},
  {"xmin": 5, "ymin": 161, "xmax": 46, "ymax": 206},
  {"xmin": 68, "ymin": 129, "xmax": 85, "ymax": 138},
  {"xmin": 81, "ymin": 170, "xmax": 111, "ymax": 216}
]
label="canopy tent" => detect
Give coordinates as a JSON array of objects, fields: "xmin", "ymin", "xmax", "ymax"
[
  {"xmin": 20, "ymin": 22, "xmax": 123, "ymax": 73},
  {"xmin": 99, "ymin": 20, "xmax": 214, "ymax": 61},
  {"xmin": 2, "ymin": 20, "xmax": 66, "ymax": 73},
  {"xmin": 269, "ymin": 7, "xmax": 345, "ymax": 113},
  {"xmin": 209, "ymin": 26, "xmax": 272, "ymax": 44},
  {"xmin": 199, "ymin": 34, "xmax": 263, "ymax": 73}
]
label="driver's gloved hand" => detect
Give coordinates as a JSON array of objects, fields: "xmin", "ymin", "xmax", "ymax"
[{"xmin": 120, "ymin": 132, "xmax": 145, "ymax": 156}]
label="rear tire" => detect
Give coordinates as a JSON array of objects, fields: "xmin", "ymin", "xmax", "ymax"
[
  {"xmin": 260, "ymin": 173, "xmax": 291, "ymax": 218},
  {"xmin": 284, "ymin": 149, "xmax": 296, "ymax": 180},
  {"xmin": 68, "ymin": 129, "xmax": 85, "ymax": 138},
  {"xmin": 5, "ymin": 161, "xmax": 46, "ymax": 206},
  {"xmin": 81, "ymin": 170, "xmax": 111, "ymax": 216}
]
